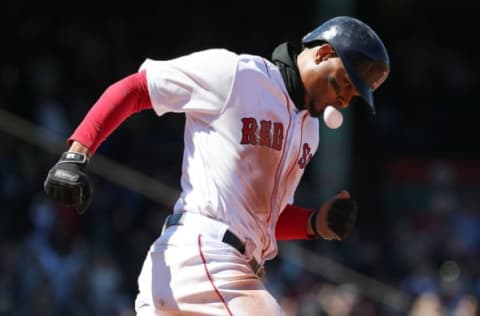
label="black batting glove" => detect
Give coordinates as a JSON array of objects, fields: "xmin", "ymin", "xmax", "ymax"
[
  {"xmin": 327, "ymin": 198, "xmax": 357, "ymax": 240},
  {"xmin": 44, "ymin": 151, "xmax": 92, "ymax": 214}
]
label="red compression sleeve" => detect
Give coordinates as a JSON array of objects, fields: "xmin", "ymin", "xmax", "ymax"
[
  {"xmin": 68, "ymin": 70, "xmax": 152, "ymax": 154},
  {"xmin": 275, "ymin": 204, "xmax": 315, "ymax": 240}
]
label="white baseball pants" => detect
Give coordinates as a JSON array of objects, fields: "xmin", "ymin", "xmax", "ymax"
[{"xmin": 134, "ymin": 212, "xmax": 283, "ymax": 315}]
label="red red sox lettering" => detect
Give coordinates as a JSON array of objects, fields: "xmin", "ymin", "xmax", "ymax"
[
  {"xmin": 240, "ymin": 117, "xmax": 284, "ymax": 150},
  {"xmin": 240, "ymin": 117, "xmax": 313, "ymax": 169}
]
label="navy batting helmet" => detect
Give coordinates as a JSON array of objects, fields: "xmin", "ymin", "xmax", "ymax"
[{"xmin": 302, "ymin": 16, "xmax": 390, "ymax": 114}]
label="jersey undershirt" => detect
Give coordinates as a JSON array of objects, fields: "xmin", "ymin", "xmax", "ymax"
[{"xmin": 139, "ymin": 49, "xmax": 319, "ymax": 262}]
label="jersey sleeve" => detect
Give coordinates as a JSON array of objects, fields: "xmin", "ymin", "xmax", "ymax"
[{"xmin": 138, "ymin": 49, "xmax": 238, "ymax": 117}]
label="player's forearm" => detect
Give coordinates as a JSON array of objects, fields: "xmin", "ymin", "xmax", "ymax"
[{"xmin": 68, "ymin": 70, "xmax": 152, "ymax": 154}]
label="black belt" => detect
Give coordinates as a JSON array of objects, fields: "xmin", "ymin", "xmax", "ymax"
[{"xmin": 164, "ymin": 213, "xmax": 265, "ymax": 277}]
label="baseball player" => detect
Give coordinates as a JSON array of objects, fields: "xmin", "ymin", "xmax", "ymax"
[{"xmin": 44, "ymin": 16, "xmax": 389, "ymax": 315}]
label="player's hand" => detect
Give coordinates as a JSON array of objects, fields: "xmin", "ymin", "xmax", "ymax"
[
  {"xmin": 43, "ymin": 151, "xmax": 92, "ymax": 214},
  {"xmin": 314, "ymin": 190, "xmax": 357, "ymax": 240}
]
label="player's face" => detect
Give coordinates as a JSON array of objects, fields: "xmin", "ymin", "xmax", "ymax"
[{"xmin": 299, "ymin": 46, "xmax": 360, "ymax": 118}]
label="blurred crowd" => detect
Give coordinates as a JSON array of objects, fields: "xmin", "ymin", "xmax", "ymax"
[{"xmin": 2, "ymin": 2, "xmax": 480, "ymax": 316}]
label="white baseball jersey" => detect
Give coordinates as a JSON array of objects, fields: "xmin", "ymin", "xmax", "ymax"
[{"xmin": 139, "ymin": 48, "xmax": 319, "ymax": 264}]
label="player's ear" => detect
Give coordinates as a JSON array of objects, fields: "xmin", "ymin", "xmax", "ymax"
[{"xmin": 315, "ymin": 44, "xmax": 336, "ymax": 63}]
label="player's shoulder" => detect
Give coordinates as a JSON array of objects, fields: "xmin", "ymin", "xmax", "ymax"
[
  {"xmin": 181, "ymin": 48, "xmax": 239, "ymax": 64},
  {"xmin": 179, "ymin": 49, "xmax": 274, "ymax": 80},
  {"xmin": 201, "ymin": 50, "xmax": 273, "ymax": 76},
  {"xmin": 234, "ymin": 52, "xmax": 281, "ymax": 84},
  {"xmin": 139, "ymin": 48, "xmax": 239, "ymax": 71},
  {"xmin": 195, "ymin": 48, "xmax": 238, "ymax": 57}
]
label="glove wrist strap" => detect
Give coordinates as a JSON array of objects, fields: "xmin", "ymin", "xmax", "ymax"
[{"xmin": 59, "ymin": 151, "xmax": 88, "ymax": 164}]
